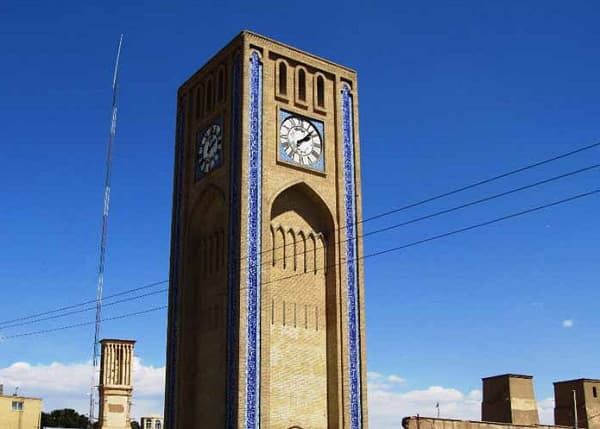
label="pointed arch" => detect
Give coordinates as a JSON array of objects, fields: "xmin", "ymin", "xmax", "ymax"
[
  {"xmin": 195, "ymin": 83, "xmax": 204, "ymax": 118},
  {"xmin": 217, "ymin": 65, "xmax": 226, "ymax": 103},
  {"xmin": 296, "ymin": 66, "xmax": 307, "ymax": 103},
  {"xmin": 314, "ymin": 73, "xmax": 326, "ymax": 109},
  {"xmin": 205, "ymin": 75, "xmax": 214, "ymax": 113},
  {"xmin": 276, "ymin": 225, "xmax": 286, "ymax": 269},
  {"xmin": 287, "ymin": 228, "xmax": 297, "ymax": 271},
  {"xmin": 297, "ymin": 230, "xmax": 306, "ymax": 273},
  {"xmin": 276, "ymin": 59, "xmax": 288, "ymax": 97}
]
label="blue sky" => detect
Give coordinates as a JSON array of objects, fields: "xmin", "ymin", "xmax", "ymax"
[{"xmin": 1, "ymin": 0, "xmax": 599, "ymax": 423}]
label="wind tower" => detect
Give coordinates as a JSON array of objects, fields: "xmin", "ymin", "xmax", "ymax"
[{"xmin": 98, "ymin": 339, "xmax": 135, "ymax": 429}]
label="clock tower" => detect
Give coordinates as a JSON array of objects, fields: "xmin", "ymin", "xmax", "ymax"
[{"xmin": 165, "ymin": 31, "xmax": 368, "ymax": 428}]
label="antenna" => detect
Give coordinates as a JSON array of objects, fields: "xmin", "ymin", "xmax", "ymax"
[{"xmin": 88, "ymin": 34, "xmax": 123, "ymax": 429}]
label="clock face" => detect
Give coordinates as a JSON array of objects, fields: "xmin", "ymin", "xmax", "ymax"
[
  {"xmin": 195, "ymin": 121, "xmax": 223, "ymax": 179},
  {"xmin": 279, "ymin": 113, "xmax": 324, "ymax": 169}
]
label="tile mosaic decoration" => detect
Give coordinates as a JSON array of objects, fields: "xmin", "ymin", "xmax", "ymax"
[
  {"xmin": 245, "ymin": 50, "xmax": 263, "ymax": 429},
  {"xmin": 342, "ymin": 83, "xmax": 363, "ymax": 429}
]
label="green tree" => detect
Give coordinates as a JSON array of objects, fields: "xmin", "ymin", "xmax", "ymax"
[
  {"xmin": 41, "ymin": 408, "xmax": 89, "ymax": 428},
  {"xmin": 131, "ymin": 421, "xmax": 141, "ymax": 429}
]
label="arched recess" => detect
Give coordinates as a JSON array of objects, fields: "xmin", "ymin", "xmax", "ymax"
[
  {"xmin": 178, "ymin": 185, "xmax": 228, "ymax": 427},
  {"xmin": 266, "ymin": 182, "xmax": 339, "ymax": 428}
]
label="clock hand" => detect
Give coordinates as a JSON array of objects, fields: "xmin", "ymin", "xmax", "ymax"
[{"xmin": 299, "ymin": 133, "xmax": 313, "ymax": 143}]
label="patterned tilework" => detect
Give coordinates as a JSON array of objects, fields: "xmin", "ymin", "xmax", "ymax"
[
  {"xmin": 342, "ymin": 84, "xmax": 363, "ymax": 429},
  {"xmin": 226, "ymin": 54, "xmax": 242, "ymax": 429},
  {"xmin": 165, "ymin": 97, "xmax": 186, "ymax": 428},
  {"xmin": 245, "ymin": 50, "xmax": 263, "ymax": 429}
]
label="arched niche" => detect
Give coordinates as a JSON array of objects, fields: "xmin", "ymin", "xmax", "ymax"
[
  {"xmin": 266, "ymin": 182, "xmax": 339, "ymax": 428},
  {"xmin": 179, "ymin": 184, "xmax": 227, "ymax": 427}
]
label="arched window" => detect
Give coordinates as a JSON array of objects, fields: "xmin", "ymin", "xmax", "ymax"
[
  {"xmin": 297, "ymin": 68, "xmax": 306, "ymax": 102},
  {"xmin": 217, "ymin": 66, "xmax": 225, "ymax": 103},
  {"xmin": 316, "ymin": 75, "xmax": 325, "ymax": 108},
  {"xmin": 195, "ymin": 84, "xmax": 204, "ymax": 118},
  {"xmin": 155, "ymin": 420, "xmax": 162, "ymax": 429},
  {"xmin": 206, "ymin": 77, "xmax": 214, "ymax": 112},
  {"xmin": 278, "ymin": 61, "xmax": 288, "ymax": 96}
]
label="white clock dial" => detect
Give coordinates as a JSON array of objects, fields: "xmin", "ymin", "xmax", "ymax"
[
  {"xmin": 197, "ymin": 123, "xmax": 222, "ymax": 174},
  {"xmin": 279, "ymin": 116, "xmax": 323, "ymax": 166}
]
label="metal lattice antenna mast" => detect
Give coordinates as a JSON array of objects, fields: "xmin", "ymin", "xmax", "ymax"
[{"xmin": 88, "ymin": 34, "xmax": 123, "ymax": 429}]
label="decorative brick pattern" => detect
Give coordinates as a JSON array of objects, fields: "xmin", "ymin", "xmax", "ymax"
[{"xmin": 226, "ymin": 52, "xmax": 242, "ymax": 429}]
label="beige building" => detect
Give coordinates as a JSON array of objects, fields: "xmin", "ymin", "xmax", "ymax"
[
  {"xmin": 165, "ymin": 31, "xmax": 368, "ymax": 428},
  {"xmin": 482, "ymin": 374, "xmax": 540, "ymax": 425},
  {"xmin": 0, "ymin": 387, "xmax": 42, "ymax": 429},
  {"xmin": 98, "ymin": 339, "xmax": 135, "ymax": 429},
  {"xmin": 140, "ymin": 416, "xmax": 163, "ymax": 429},
  {"xmin": 403, "ymin": 374, "xmax": 600, "ymax": 429}
]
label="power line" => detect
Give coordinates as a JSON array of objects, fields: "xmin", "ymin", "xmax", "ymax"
[
  {"xmin": 1, "ymin": 305, "xmax": 167, "ymax": 340},
  {"xmin": 2, "ymin": 188, "xmax": 596, "ymax": 341},
  {"xmin": 259, "ymin": 164, "xmax": 599, "ymax": 269},
  {"xmin": 0, "ymin": 289, "xmax": 167, "ymax": 330},
  {"xmin": 2, "ymin": 165, "xmax": 597, "ymax": 330},
  {"xmin": 0, "ymin": 280, "xmax": 168, "ymax": 327},
  {"xmin": 262, "ymin": 189, "xmax": 599, "ymax": 286},
  {"xmin": 237, "ymin": 140, "xmax": 600, "ymax": 262}
]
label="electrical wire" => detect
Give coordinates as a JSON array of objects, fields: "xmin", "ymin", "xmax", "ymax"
[
  {"xmin": 259, "ymin": 164, "xmax": 599, "ymax": 269},
  {"xmin": 0, "ymin": 280, "xmax": 168, "ymax": 327},
  {"xmin": 0, "ymin": 289, "xmax": 168, "ymax": 330},
  {"xmin": 1, "ymin": 162, "xmax": 597, "ymax": 329},
  {"xmin": 236, "ymin": 140, "xmax": 600, "ymax": 262},
  {"xmin": 262, "ymin": 189, "xmax": 599, "ymax": 286},
  {"xmin": 2, "ymin": 188, "xmax": 596, "ymax": 340},
  {"xmin": 1, "ymin": 306, "xmax": 167, "ymax": 340}
]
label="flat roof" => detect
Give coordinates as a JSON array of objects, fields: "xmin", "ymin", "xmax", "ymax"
[
  {"xmin": 242, "ymin": 30, "xmax": 356, "ymax": 73},
  {"xmin": 180, "ymin": 29, "xmax": 356, "ymax": 91},
  {"xmin": 100, "ymin": 338, "xmax": 136, "ymax": 344},
  {"xmin": 482, "ymin": 374, "xmax": 534, "ymax": 380},
  {"xmin": 554, "ymin": 378, "xmax": 600, "ymax": 384},
  {"xmin": 0, "ymin": 394, "xmax": 42, "ymax": 401}
]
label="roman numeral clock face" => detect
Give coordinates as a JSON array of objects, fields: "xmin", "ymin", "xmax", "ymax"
[
  {"xmin": 195, "ymin": 121, "xmax": 223, "ymax": 180},
  {"xmin": 279, "ymin": 111, "xmax": 324, "ymax": 171}
]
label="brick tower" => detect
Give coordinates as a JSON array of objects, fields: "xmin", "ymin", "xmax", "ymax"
[
  {"xmin": 164, "ymin": 31, "xmax": 369, "ymax": 428},
  {"xmin": 554, "ymin": 379, "xmax": 600, "ymax": 429},
  {"xmin": 482, "ymin": 374, "xmax": 540, "ymax": 425},
  {"xmin": 98, "ymin": 339, "xmax": 135, "ymax": 429}
]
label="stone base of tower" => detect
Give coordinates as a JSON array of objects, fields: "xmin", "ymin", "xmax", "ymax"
[{"xmin": 98, "ymin": 386, "xmax": 132, "ymax": 429}]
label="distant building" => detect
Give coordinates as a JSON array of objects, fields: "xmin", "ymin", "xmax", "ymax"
[
  {"xmin": 482, "ymin": 374, "xmax": 540, "ymax": 425},
  {"xmin": 140, "ymin": 416, "xmax": 163, "ymax": 429},
  {"xmin": 98, "ymin": 339, "xmax": 135, "ymax": 429},
  {"xmin": 554, "ymin": 379, "xmax": 600, "ymax": 429},
  {"xmin": 0, "ymin": 385, "xmax": 42, "ymax": 429},
  {"xmin": 403, "ymin": 374, "xmax": 599, "ymax": 429}
]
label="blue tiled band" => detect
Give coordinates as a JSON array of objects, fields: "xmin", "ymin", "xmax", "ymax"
[
  {"xmin": 342, "ymin": 83, "xmax": 363, "ymax": 429},
  {"xmin": 245, "ymin": 50, "xmax": 263, "ymax": 429}
]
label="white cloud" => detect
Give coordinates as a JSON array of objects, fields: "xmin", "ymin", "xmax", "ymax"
[
  {"xmin": 0, "ymin": 357, "xmax": 164, "ymax": 420},
  {"xmin": 368, "ymin": 372, "xmax": 553, "ymax": 429},
  {"xmin": 388, "ymin": 374, "xmax": 406, "ymax": 384},
  {"xmin": 538, "ymin": 397, "xmax": 555, "ymax": 424},
  {"xmin": 562, "ymin": 319, "xmax": 574, "ymax": 328},
  {"xmin": 0, "ymin": 363, "xmax": 556, "ymax": 427}
]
